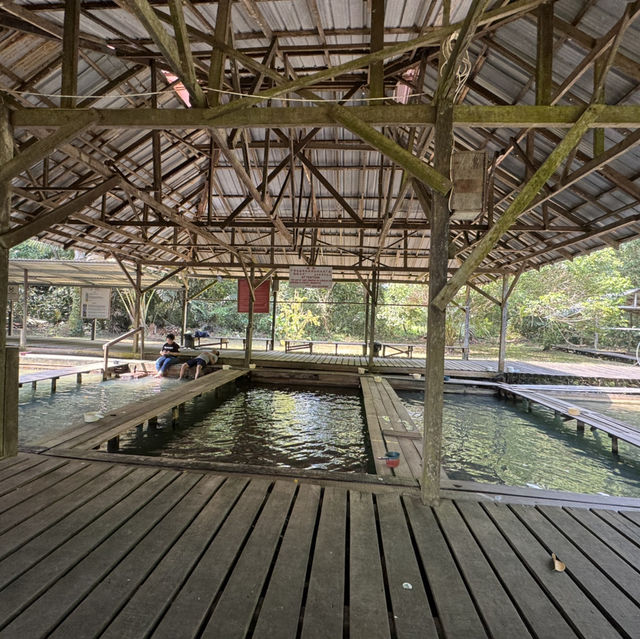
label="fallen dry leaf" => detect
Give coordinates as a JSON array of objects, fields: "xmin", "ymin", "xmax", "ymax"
[{"xmin": 551, "ymin": 552, "xmax": 566, "ymax": 572}]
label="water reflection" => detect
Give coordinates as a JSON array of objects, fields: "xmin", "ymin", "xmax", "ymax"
[
  {"xmin": 118, "ymin": 384, "xmax": 370, "ymax": 473},
  {"xmin": 401, "ymin": 392, "xmax": 640, "ymax": 498},
  {"xmin": 18, "ymin": 374, "xmax": 182, "ymax": 445}
]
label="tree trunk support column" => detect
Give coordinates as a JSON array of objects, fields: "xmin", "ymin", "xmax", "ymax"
[
  {"xmin": 244, "ymin": 267, "xmax": 255, "ymax": 368},
  {"xmin": 0, "ymin": 105, "xmax": 18, "ymax": 459}
]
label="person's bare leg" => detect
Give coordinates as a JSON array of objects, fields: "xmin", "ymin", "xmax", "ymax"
[
  {"xmin": 178, "ymin": 363, "xmax": 188, "ymax": 380},
  {"xmin": 194, "ymin": 364, "xmax": 202, "ymax": 380}
]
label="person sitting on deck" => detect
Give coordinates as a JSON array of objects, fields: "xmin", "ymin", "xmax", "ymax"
[
  {"xmin": 154, "ymin": 333, "xmax": 180, "ymax": 377},
  {"xmin": 178, "ymin": 350, "xmax": 220, "ymax": 380}
]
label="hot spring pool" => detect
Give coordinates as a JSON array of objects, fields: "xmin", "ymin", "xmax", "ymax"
[
  {"xmin": 116, "ymin": 384, "xmax": 370, "ymax": 472},
  {"xmin": 17, "ymin": 375, "xmax": 640, "ymax": 497},
  {"xmin": 401, "ymin": 391, "xmax": 640, "ymax": 498}
]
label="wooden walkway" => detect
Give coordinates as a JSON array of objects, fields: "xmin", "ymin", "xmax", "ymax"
[
  {"xmin": 0, "ymin": 452, "xmax": 640, "ymax": 638},
  {"xmin": 215, "ymin": 350, "xmax": 640, "ymax": 383},
  {"xmin": 19, "ymin": 361, "xmax": 108, "ymax": 391},
  {"xmin": 35, "ymin": 368, "xmax": 248, "ymax": 452},
  {"xmin": 360, "ymin": 376, "xmax": 423, "ymax": 482},
  {"xmin": 499, "ymin": 383, "xmax": 640, "ymax": 455}
]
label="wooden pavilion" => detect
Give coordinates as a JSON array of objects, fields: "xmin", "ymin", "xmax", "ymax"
[{"xmin": 1, "ymin": 0, "xmax": 640, "ymax": 508}]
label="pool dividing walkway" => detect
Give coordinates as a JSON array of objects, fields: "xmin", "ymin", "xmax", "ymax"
[
  {"xmin": 1, "ymin": 452, "xmax": 640, "ymax": 638},
  {"xmin": 34, "ymin": 368, "xmax": 249, "ymax": 453}
]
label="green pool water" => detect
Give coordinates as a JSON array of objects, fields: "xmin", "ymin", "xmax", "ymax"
[
  {"xmin": 117, "ymin": 384, "xmax": 371, "ymax": 473},
  {"xmin": 17, "ymin": 376, "xmax": 640, "ymax": 497},
  {"xmin": 401, "ymin": 392, "xmax": 640, "ymax": 498},
  {"xmin": 18, "ymin": 374, "xmax": 183, "ymax": 445}
]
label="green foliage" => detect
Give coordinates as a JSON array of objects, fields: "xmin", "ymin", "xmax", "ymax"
[
  {"xmin": 276, "ymin": 288, "xmax": 320, "ymax": 339},
  {"xmin": 10, "ymin": 239, "xmax": 73, "ymax": 260}
]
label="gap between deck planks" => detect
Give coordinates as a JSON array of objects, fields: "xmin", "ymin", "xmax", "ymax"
[{"xmin": 1, "ymin": 455, "xmax": 639, "ymax": 638}]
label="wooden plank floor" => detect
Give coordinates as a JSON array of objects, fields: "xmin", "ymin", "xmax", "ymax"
[{"xmin": 1, "ymin": 453, "xmax": 640, "ymax": 638}]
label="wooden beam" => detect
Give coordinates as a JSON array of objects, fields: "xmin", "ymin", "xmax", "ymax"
[
  {"xmin": 15, "ymin": 104, "xmax": 640, "ymax": 130},
  {"xmin": 0, "ymin": 113, "xmax": 96, "ymax": 183},
  {"xmin": 167, "ymin": 0, "xmax": 201, "ymax": 104},
  {"xmin": 0, "ymin": 176, "xmax": 120, "ymax": 248},
  {"xmin": 207, "ymin": 0, "xmax": 231, "ymax": 107},
  {"xmin": 238, "ymin": 0, "xmax": 272, "ymax": 40},
  {"xmin": 330, "ymin": 104, "xmax": 451, "ymax": 195},
  {"xmin": 535, "ymin": 3, "xmax": 553, "ymax": 106},
  {"xmin": 434, "ymin": 0, "xmax": 490, "ymax": 104},
  {"xmin": 114, "ymin": 0, "xmax": 207, "ymax": 106},
  {"xmin": 61, "ymin": 0, "xmax": 80, "ymax": 108},
  {"xmin": 369, "ymin": 0, "xmax": 385, "ymax": 99},
  {"xmin": 432, "ymin": 104, "xmax": 605, "ymax": 311},
  {"xmin": 297, "ymin": 153, "xmax": 364, "ymax": 225},
  {"xmin": 209, "ymin": 129, "xmax": 294, "ymax": 246}
]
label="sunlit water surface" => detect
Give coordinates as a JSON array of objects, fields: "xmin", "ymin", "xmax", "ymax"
[
  {"xmin": 401, "ymin": 392, "xmax": 640, "ymax": 498},
  {"xmin": 117, "ymin": 385, "xmax": 370, "ymax": 472},
  {"xmin": 18, "ymin": 374, "xmax": 182, "ymax": 445}
]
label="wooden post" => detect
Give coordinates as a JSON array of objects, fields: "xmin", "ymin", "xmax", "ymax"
[
  {"xmin": 367, "ymin": 272, "xmax": 378, "ymax": 369},
  {"xmin": 421, "ymin": 107, "xmax": 453, "ymax": 506},
  {"xmin": 369, "ymin": 0, "xmax": 385, "ymax": 99},
  {"xmin": 270, "ymin": 278, "xmax": 278, "ymax": 350},
  {"xmin": 181, "ymin": 285, "xmax": 189, "ymax": 342},
  {"xmin": 91, "ymin": 318, "xmax": 97, "ymax": 341},
  {"xmin": 107, "ymin": 435, "xmax": 119, "ymax": 453},
  {"xmin": 61, "ymin": 0, "xmax": 80, "ymax": 108},
  {"xmin": 20, "ymin": 268, "xmax": 28, "ymax": 349},
  {"xmin": 2, "ymin": 347, "xmax": 19, "ymax": 458},
  {"xmin": 7, "ymin": 301, "xmax": 12, "ymax": 336},
  {"xmin": 363, "ymin": 289, "xmax": 370, "ymax": 357},
  {"xmin": 498, "ymin": 274, "xmax": 509, "ymax": 373},
  {"xmin": 463, "ymin": 285, "xmax": 471, "ymax": 360},
  {"xmin": 611, "ymin": 435, "xmax": 619, "ymax": 455},
  {"xmin": 244, "ymin": 267, "xmax": 255, "ymax": 367},
  {"xmin": 134, "ymin": 263, "xmax": 142, "ymax": 355}
]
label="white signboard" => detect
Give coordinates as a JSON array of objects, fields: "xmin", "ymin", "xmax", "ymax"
[
  {"xmin": 289, "ymin": 266, "xmax": 333, "ymax": 289},
  {"xmin": 7, "ymin": 284, "xmax": 19, "ymax": 303},
  {"xmin": 81, "ymin": 288, "xmax": 111, "ymax": 319}
]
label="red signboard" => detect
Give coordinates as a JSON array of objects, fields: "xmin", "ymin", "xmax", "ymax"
[{"xmin": 237, "ymin": 279, "xmax": 271, "ymax": 313}]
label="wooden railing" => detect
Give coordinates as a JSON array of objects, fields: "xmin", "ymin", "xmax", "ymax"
[{"xmin": 102, "ymin": 326, "xmax": 145, "ymax": 380}]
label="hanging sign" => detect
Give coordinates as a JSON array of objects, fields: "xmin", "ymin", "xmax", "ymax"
[
  {"xmin": 289, "ymin": 266, "xmax": 333, "ymax": 289},
  {"xmin": 81, "ymin": 287, "xmax": 111, "ymax": 319},
  {"xmin": 237, "ymin": 279, "xmax": 271, "ymax": 313},
  {"xmin": 7, "ymin": 284, "xmax": 19, "ymax": 303}
]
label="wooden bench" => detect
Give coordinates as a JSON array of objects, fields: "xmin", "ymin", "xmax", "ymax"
[
  {"xmin": 284, "ymin": 340, "xmax": 367, "ymax": 355},
  {"xmin": 193, "ymin": 336, "xmax": 229, "ymax": 349},
  {"xmin": 381, "ymin": 343, "xmax": 415, "ymax": 358}
]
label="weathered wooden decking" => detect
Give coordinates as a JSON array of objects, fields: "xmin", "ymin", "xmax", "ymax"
[
  {"xmin": 360, "ymin": 375, "xmax": 424, "ymax": 482},
  {"xmin": 19, "ymin": 361, "xmax": 108, "ymax": 391},
  {"xmin": 0, "ymin": 452, "xmax": 640, "ymax": 638},
  {"xmin": 35, "ymin": 368, "xmax": 249, "ymax": 452},
  {"xmin": 499, "ymin": 383, "xmax": 640, "ymax": 454}
]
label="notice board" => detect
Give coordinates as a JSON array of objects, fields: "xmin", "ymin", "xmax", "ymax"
[
  {"xmin": 237, "ymin": 279, "xmax": 271, "ymax": 313},
  {"xmin": 81, "ymin": 287, "xmax": 111, "ymax": 319},
  {"xmin": 289, "ymin": 266, "xmax": 333, "ymax": 288}
]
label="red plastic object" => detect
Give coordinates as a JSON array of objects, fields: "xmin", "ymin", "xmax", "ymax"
[{"xmin": 385, "ymin": 458, "xmax": 400, "ymax": 468}]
